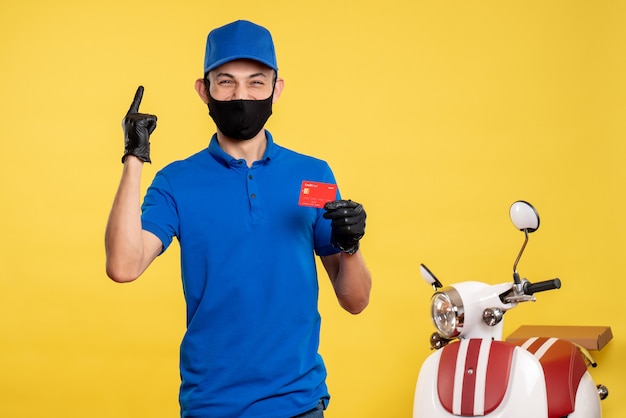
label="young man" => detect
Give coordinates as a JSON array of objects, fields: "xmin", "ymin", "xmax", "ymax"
[{"xmin": 105, "ymin": 20, "xmax": 371, "ymax": 418}]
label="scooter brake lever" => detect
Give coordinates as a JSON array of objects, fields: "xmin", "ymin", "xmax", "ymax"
[
  {"xmin": 503, "ymin": 294, "xmax": 536, "ymax": 303},
  {"xmin": 500, "ymin": 281, "xmax": 536, "ymax": 304}
]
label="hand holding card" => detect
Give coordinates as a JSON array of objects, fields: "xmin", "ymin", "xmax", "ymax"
[{"xmin": 323, "ymin": 199, "xmax": 366, "ymax": 254}]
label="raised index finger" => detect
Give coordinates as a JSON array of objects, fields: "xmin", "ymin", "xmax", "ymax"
[{"xmin": 127, "ymin": 85, "xmax": 144, "ymax": 115}]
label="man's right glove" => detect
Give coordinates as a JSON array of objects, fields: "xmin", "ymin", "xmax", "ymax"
[
  {"xmin": 121, "ymin": 85, "xmax": 157, "ymax": 163},
  {"xmin": 323, "ymin": 199, "xmax": 366, "ymax": 255}
]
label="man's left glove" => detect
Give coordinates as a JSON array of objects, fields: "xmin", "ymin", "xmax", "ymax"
[{"xmin": 323, "ymin": 199, "xmax": 366, "ymax": 255}]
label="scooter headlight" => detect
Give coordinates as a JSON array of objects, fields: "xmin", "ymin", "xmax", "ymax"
[{"xmin": 430, "ymin": 287, "xmax": 464, "ymax": 338}]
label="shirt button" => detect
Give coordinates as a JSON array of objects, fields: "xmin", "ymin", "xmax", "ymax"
[{"xmin": 251, "ymin": 194, "xmax": 257, "ymax": 199}]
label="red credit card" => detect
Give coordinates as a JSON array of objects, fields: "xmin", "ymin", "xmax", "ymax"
[{"xmin": 298, "ymin": 181, "xmax": 337, "ymax": 208}]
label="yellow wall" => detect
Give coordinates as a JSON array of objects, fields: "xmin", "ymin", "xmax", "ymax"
[{"xmin": 1, "ymin": 1, "xmax": 624, "ymax": 416}]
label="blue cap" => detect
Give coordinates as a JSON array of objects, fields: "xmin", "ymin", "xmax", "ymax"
[{"xmin": 203, "ymin": 20, "xmax": 278, "ymax": 76}]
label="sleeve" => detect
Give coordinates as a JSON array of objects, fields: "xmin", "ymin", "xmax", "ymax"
[{"xmin": 141, "ymin": 172, "xmax": 179, "ymax": 253}]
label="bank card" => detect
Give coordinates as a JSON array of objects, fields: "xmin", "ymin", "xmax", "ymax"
[{"xmin": 298, "ymin": 181, "xmax": 337, "ymax": 208}]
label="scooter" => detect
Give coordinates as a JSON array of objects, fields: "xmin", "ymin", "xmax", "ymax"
[{"xmin": 413, "ymin": 201, "xmax": 609, "ymax": 418}]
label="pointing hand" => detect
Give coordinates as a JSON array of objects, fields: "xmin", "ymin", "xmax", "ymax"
[{"xmin": 121, "ymin": 86, "xmax": 157, "ymax": 163}]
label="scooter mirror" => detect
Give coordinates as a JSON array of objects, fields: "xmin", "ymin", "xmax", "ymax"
[
  {"xmin": 510, "ymin": 200, "xmax": 540, "ymax": 233},
  {"xmin": 420, "ymin": 263, "xmax": 443, "ymax": 289}
]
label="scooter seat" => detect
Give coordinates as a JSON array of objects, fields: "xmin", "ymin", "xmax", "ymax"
[{"xmin": 514, "ymin": 337, "xmax": 588, "ymax": 418}]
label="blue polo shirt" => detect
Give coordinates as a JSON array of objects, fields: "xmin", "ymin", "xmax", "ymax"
[{"xmin": 141, "ymin": 131, "xmax": 340, "ymax": 417}]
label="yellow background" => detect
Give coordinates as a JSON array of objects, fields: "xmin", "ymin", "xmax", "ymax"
[{"xmin": 1, "ymin": 1, "xmax": 624, "ymax": 416}]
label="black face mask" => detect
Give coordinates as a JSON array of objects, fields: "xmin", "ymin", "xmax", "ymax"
[{"xmin": 207, "ymin": 92, "xmax": 273, "ymax": 140}]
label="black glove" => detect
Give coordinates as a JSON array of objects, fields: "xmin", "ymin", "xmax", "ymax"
[
  {"xmin": 121, "ymin": 86, "xmax": 157, "ymax": 163},
  {"xmin": 323, "ymin": 199, "xmax": 366, "ymax": 255}
]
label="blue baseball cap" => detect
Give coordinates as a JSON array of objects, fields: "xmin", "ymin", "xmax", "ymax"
[{"xmin": 203, "ymin": 20, "xmax": 278, "ymax": 76}]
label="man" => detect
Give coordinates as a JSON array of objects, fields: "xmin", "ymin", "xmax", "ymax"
[{"xmin": 105, "ymin": 20, "xmax": 371, "ymax": 418}]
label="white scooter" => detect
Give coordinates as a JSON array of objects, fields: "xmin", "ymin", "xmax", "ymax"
[{"xmin": 413, "ymin": 201, "xmax": 609, "ymax": 418}]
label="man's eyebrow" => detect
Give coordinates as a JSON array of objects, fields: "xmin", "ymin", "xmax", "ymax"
[{"xmin": 214, "ymin": 72, "xmax": 268, "ymax": 79}]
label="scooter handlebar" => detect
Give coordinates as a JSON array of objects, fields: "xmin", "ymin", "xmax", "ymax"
[{"xmin": 524, "ymin": 278, "xmax": 561, "ymax": 295}]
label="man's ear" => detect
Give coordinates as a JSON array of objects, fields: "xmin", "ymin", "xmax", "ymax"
[
  {"xmin": 195, "ymin": 78, "xmax": 209, "ymax": 104},
  {"xmin": 272, "ymin": 77, "xmax": 285, "ymax": 104}
]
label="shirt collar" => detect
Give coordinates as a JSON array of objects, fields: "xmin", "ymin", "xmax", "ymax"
[{"xmin": 207, "ymin": 130, "xmax": 274, "ymax": 167}]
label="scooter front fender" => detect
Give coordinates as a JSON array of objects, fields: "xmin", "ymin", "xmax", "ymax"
[
  {"xmin": 567, "ymin": 371, "xmax": 602, "ymax": 418},
  {"xmin": 414, "ymin": 343, "xmax": 548, "ymax": 418}
]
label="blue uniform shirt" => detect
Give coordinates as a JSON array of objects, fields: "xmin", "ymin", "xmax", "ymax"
[{"xmin": 141, "ymin": 131, "xmax": 340, "ymax": 417}]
